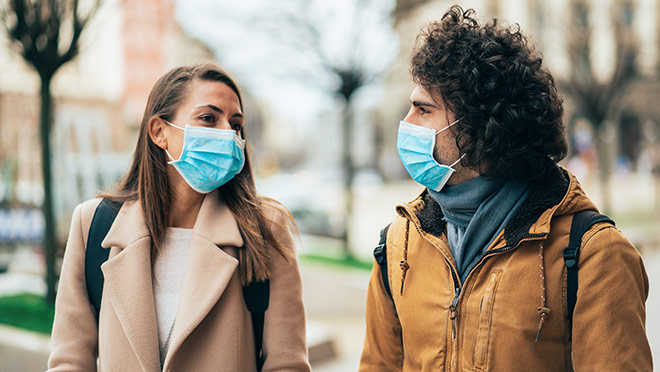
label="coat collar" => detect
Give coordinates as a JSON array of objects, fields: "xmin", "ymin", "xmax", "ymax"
[
  {"xmin": 100, "ymin": 190, "xmax": 244, "ymax": 371},
  {"xmin": 398, "ymin": 165, "xmax": 585, "ymax": 249},
  {"xmin": 101, "ymin": 190, "xmax": 244, "ymax": 251}
]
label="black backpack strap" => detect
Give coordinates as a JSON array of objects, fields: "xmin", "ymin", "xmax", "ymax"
[
  {"xmin": 373, "ymin": 223, "xmax": 392, "ymax": 301},
  {"xmin": 243, "ymin": 280, "xmax": 270, "ymax": 372},
  {"xmin": 85, "ymin": 198, "xmax": 123, "ymax": 317},
  {"xmin": 563, "ymin": 210, "xmax": 614, "ymax": 334}
]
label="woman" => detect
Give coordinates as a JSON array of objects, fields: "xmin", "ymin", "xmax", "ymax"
[{"xmin": 47, "ymin": 64, "xmax": 311, "ymax": 372}]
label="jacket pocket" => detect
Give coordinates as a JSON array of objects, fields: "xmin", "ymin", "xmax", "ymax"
[{"xmin": 474, "ymin": 269, "xmax": 503, "ymax": 372}]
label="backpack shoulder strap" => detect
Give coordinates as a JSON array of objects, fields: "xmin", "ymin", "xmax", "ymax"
[
  {"xmin": 243, "ymin": 279, "xmax": 269, "ymax": 371},
  {"xmin": 564, "ymin": 210, "xmax": 614, "ymax": 333},
  {"xmin": 373, "ymin": 223, "xmax": 393, "ymax": 302},
  {"xmin": 85, "ymin": 198, "xmax": 123, "ymax": 317}
]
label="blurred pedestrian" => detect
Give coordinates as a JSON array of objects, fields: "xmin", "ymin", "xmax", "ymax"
[
  {"xmin": 360, "ymin": 6, "xmax": 652, "ymax": 371},
  {"xmin": 47, "ymin": 64, "xmax": 311, "ymax": 372}
]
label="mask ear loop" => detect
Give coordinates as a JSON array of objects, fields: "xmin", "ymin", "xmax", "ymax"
[
  {"xmin": 163, "ymin": 120, "xmax": 184, "ymax": 162},
  {"xmin": 449, "ymin": 153, "xmax": 466, "ymax": 169},
  {"xmin": 165, "ymin": 120, "xmax": 185, "ymax": 131},
  {"xmin": 435, "ymin": 118, "xmax": 461, "ymax": 135},
  {"xmin": 436, "ymin": 117, "xmax": 465, "ymax": 169},
  {"xmin": 165, "ymin": 149, "xmax": 176, "ymax": 162}
]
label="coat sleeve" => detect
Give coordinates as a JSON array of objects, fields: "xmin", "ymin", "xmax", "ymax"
[
  {"xmin": 47, "ymin": 202, "xmax": 99, "ymax": 371},
  {"xmin": 261, "ymin": 205, "xmax": 312, "ymax": 372},
  {"xmin": 570, "ymin": 225, "xmax": 653, "ymax": 371},
  {"xmin": 359, "ymin": 255, "xmax": 403, "ymax": 371}
]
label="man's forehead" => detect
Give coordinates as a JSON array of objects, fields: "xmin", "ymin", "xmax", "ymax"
[{"xmin": 410, "ymin": 86, "xmax": 443, "ymax": 107}]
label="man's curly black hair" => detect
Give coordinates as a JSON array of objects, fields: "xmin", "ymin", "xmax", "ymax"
[{"xmin": 411, "ymin": 5, "xmax": 567, "ymax": 180}]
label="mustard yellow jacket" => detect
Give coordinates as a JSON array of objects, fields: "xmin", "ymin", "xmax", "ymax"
[{"xmin": 360, "ymin": 167, "xmax": 652, "ymax": 371}]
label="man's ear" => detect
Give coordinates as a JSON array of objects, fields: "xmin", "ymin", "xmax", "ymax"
[{"xmin": 148, "ymin": 117, "xmax": 168, "ymax": 150}]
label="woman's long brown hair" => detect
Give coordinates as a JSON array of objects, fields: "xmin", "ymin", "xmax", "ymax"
[{"xmin": 103, "ymin": 64, "xmax": 292, "ymax": 284}]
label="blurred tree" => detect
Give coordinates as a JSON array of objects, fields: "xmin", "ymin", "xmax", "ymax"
[
  {"xmin": 561, "ymin": 0, "xmax": 638, "ymax": 213},
  {"xmin": 391, "ymin": 0, "xmax": 433, "ymax": 24},
  {"xmin": 2, "ymin": 0, "xmax": 101, "ymax": 303},
  {"xmin": 267, "ymin": 0, "xmax": 393, "ymax": 258},
  {"xmin": 272, "ymin": 0, "xmax": 404, "ymax": 258}
]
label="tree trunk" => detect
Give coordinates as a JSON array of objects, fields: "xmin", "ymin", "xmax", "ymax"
[
  {"xmin": 39, "ymin": 74, "xmax": 57, "ymax": 304},
  {"xmin": 594, "ymin": 123, "xmax": 612, "ymax": 214},
  {"xmin": 373, "ymin": 117, "xmax": 385, "ymax": 179},
  {"xmin": 341, "ymin": 99, "xmax": 354, "ymax": 259},
  {"xmin": 656, "ymin": 174, "xmax": 660, "ymax": 214}
]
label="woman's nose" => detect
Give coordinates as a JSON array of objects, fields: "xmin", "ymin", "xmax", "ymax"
[{"xmin": 217, "ymin": 119, "xmax": 232, "ymax": 130}]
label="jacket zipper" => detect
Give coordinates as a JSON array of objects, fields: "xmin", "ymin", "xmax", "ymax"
[
  {"xmin": 400, "ymin": 211, "xmax": 463, "ymax": 370},
  {"xmin": 448, "ymin": 266, "xmax": 461, "ymax": 339},
  {"xmin": 446, "ymin": 261, "xmax": 461, "ymax": 372},
  {"xmin": 450, "ymin": 232, "xmax": 548, "ymax": 371},
  {"xmin": 424, "ymin": 222, "xmax": 546, "ymax": 370},
  {"xmin": 446, "ymin": 234, "xmax": 545, "ymax": 341},
  {"xmin": 400, "ymin": 205, "xmax": 548, "ymax": 371}
]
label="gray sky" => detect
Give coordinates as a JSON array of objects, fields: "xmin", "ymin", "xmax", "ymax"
[{"xmin": 175, "ymin": 0, "xmax": 398, "ymax": 133}]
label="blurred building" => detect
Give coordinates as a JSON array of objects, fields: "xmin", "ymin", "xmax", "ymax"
[
  {"xmin": 379, "ymin": 0, "xmax": 660, "ymax": 178},
  {"xmin": 0, "ymin": 0, "xmax": 216, "ymax": 240}
]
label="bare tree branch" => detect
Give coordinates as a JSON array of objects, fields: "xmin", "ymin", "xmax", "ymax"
[{"xmin": 4, "ymin": 0, "xmax": 101, "ymax": 79}]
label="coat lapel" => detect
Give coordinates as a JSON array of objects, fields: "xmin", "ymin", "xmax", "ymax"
[
  {"xmin": 101, "ymin": 200, "xmax": 161, "ymax": 372},
  {"xmin": 163, "ymin": 190, "xmax": 244, "ymax": 368}
]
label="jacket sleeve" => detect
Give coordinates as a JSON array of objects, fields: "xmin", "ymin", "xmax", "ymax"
[
  {"xmin": 571, "ymin": 225, "xmax": 653, "ymax": 371},
  {"xmin": 47, "ymin": 202, "xmax": 99, "ymax": 371},
  {"xmin": 261, "ymin": 206, "xmax": 311, "ymax": 372},
  {"xmin": 359, "ymin": 256, "xmax": 403, "ymax": 371}
]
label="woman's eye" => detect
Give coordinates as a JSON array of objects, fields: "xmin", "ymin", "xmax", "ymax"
[
  {"xmin": 231, "ymin": 123, "xmax": 242, "ymax": 131},
  {"xmin": 420, "ymin": 107, "xmax": 430, "ymax": 115},
  {"xmin": 199, "ymin": 115, "xmax": 215, "ymax": 123}
]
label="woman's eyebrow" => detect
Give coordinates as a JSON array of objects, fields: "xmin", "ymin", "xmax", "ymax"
[
  {"xmin": 194, "ymin": 104, "xmax": 223, "ymax": 113},
  {"xmin": 194, "ymin": 104, "xmax": 243, "ymax": 118}
]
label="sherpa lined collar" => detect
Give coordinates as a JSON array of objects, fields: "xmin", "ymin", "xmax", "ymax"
[{"xmin": 410, "ymin": 165, "xmax": 570, "ymax": 249}]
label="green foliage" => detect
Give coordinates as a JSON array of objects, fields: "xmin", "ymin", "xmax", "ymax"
[
  {"xmin": 301, "ymin": 253, "xmax": 373, "ymax": 271},
  {"xmin": 0, "ymin": 293, "xmax": 54, "ymax": 334}
]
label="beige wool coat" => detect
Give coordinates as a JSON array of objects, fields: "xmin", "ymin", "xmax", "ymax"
[{"xmin": 47, "ymin": 190, "xmax": 311, "ymax": 372}]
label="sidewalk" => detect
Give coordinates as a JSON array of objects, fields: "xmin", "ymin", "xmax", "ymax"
[{"xmin": 299, "ymin": 259, "xmax": 369, "ymax": 371}]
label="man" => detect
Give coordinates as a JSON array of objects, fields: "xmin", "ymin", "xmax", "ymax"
[{"xmin": 360, "ymin": 5, "xmax": 652, "ymax": 371}]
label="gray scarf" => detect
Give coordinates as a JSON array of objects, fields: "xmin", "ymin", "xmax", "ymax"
[{"xmin": 429, "ymin": 176, "xmax": 530, "ymax": 282}]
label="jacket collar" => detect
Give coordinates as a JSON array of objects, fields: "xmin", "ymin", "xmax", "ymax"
[
  {"xmin": 399, "ymin": 164, "xmax": 577, "ymax": 249},
  {"xmin": 99, "ymin": 190, "xmax": 244, "ymax": 371}
]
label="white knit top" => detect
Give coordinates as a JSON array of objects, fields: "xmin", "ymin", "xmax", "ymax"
[{"xmin": 153, "ymin": 227, "xmax": 193, "ymax": 354}]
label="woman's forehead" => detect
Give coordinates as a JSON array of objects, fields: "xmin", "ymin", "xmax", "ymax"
[{"xmin": 181, "ymin": 80, "xmax": 241, "ymax": 112}]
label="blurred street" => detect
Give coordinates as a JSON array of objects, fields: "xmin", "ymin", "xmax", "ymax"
[{"xmin": 2, "ymin": 0, "xmax": 660, "ymax": 370}]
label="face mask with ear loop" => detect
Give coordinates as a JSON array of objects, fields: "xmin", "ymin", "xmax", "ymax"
[
  {"xmin": 397, "ymin": 119, "xmax": 465, "ymax": 192},
  {"xmin": 164, "ymin": 121, "xmax": 245, "ymax": 194}
]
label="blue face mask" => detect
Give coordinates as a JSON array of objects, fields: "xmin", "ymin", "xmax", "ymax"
[
  {"xmin": 397, "ymin": 120, "xmax": 463, "ymax": 192},
  {"xmin": 165, "ymin": 122, "xmax": 245, "ymax": 194}
]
